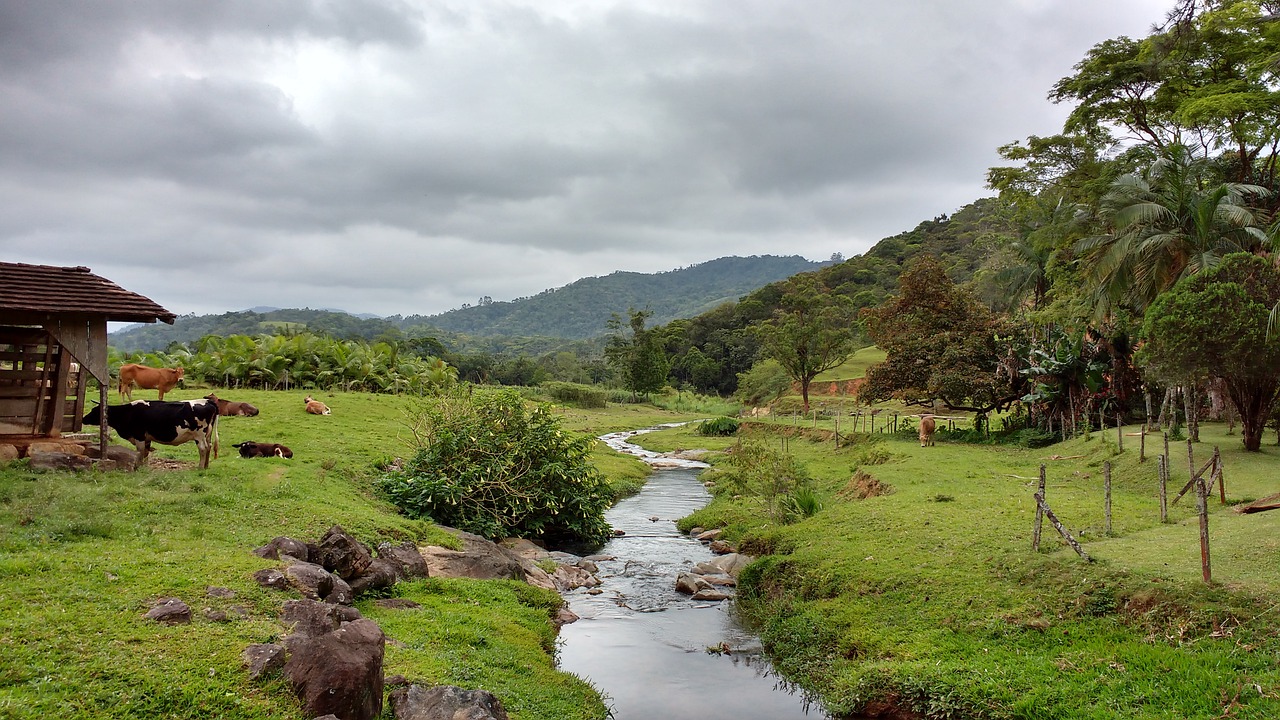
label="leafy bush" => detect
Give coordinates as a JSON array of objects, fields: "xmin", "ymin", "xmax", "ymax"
[
  {"xmin": 543, "ymin": 381, "xmax": 608, "ymax": 409},
  {"xmin": 378, "ymin": 389, "xmax": 613, "ymax": 547},
  {"xmin": 698, "ymin": 416, "xmax": 741, "ymax": 436},
  {"xmin": 717, "ymin": 440, "xmax": 814, "ymax": 524}
]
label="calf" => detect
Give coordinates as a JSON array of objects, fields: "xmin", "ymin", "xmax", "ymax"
[
  {"xmin": 918, "ymin": 414, "xmax": 937, "ymax": 447},
  {"xmin": 118, "ymin": 363, "xmax": 184, "ymax": 401},
  {"xmin": 207, "ymin": 394, "xmax": 260, "ymax": 417},
  {"xmin": 232, "ymin": 441, "xmax": 293, "ymax": 459},
  {"xmin": 82, "ymin": 398, "xmax": 219, "ymax": 469},
  {"xmin": 304, "ymin": 395, "xmax": 331, "ymax": 415}
]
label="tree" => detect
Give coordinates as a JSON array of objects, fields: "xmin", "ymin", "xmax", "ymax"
[
  {"xmin": 861, "ymin": 256, "xmax": 1026, "ymax": 413},
  {"xmin": 753, "ymin": 275, "xmax": 861, "ymax": 413},
  {"xmin": 605, "ymin": 309, "xmax": 669, "ymax": 400},
  {"xmin": 1138, "ymin": 253, "xmax": 1280, "ymax": 451}
]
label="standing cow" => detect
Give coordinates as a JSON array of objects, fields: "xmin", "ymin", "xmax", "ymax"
[
  {"xmin": 118, "ymin": 363, "xmax": 184, "ymax": 401},
  {"xmin": 83, "ymin": 398, "xmax": 219, "ymax": 469},
  {"xmin": 918, "ymin": 414, "xmax": 937, "ymax": 447}
]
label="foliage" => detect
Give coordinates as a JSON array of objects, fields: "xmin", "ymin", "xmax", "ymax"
[
  {"xmin": 605, "ymin": 309, "xmax": 670, "ymax": 400},
  {"xmin": 697, "ymin": 416, "xmax": 741, "ymax": 436},
  {"xmin": 713, "ymin": 440, "xmax": 814, "ymax": 524},
  {"xmin": 861, "ymin": 256, "xmax": 1026, "ymax": 413},
  {"xmin": 379, "ymin": 389, "xmax": 613, "ymax": 546},
  {"xmin": 753, "ymin": 275, "xmax": 863, "ymax": 413},
  {"xmin": 1138, "ymin": 253, "xmax": 1280, "ymax": 450},
  {"xmin": 542, "ymin": 381, "xmax": 609, "ymax": 409}
]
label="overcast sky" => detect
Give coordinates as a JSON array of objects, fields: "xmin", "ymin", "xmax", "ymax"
[{"xmin": 1, "ymin": 1, "xmax": 1171, "ymax": 319}]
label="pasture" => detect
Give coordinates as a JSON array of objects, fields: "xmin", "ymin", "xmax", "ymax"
[{"xmin": 0, "ymin": 388, "xmax": 699, "ymax": 720}]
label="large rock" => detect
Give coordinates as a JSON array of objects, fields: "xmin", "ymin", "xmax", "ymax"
[
  {"xmin": 28, "ymin": 452, "xmax": 98, "ymax": 471},
  {"xmin": 389, "ymin": 684, "xmax": 510, "ymax": 720},
  {"xmin": 377, "ymin": 541, "xmax": 431, "ymax": 579},
  {"xmin": 253, "ymin": 536, "xmax": 310, "ymax": 562},
  {"xmin": 698, "ymin": 553, "xmax": 754, "ymax": 578},
  {"xmin": 311, "ymin": 525, "xmax": 373, "ymax": 581},
  {"xmin": 281, "ymin": 599, "xmax": 362, "ymax": 640},
  {"xmin": 83, "ymin": 444, "xmax": 137, "ymax": 470},
  {"xmin": 28, "ymin": 441, "xmax": 86, "ymax": 456},
  {"xmin": 551, "ymin": 565, "xmax": 600, "ymax": 592},
  {"xmin": 349, "ymin": 557, "xmax": 400, "ymax": 596},
  {"xmin": 144, "ymin": 598, "xmax": 191, "ymax": 624},
  {"xmin": 284, "ymin": 618, "xmax": 385, "ymax": 720},
  {"xmin": 0, "ymin": 444, "xmax": 19, "ymax": 465},
  {"xmin": 242, "ymin": 643, "xmax": 286, "ymax": 680},
  {"xmin": 419, "ymin": 529, "xmax": 525, "ymax": 581},
  {"xmin": 282, "ymin": 561, "xmax": 335, "ymax": 601}
]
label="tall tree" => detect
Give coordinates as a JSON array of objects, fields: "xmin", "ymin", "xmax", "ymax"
[
  {"xmin": 753, "ymin": 276, "xmax": 860, "ymax": 413},
  {"xmin": 1139, "ymin": 252, "xmax": 1280, "ymax": 450},
  {"xmin": 605, "ymin": 309, "xmax": 670, "ymax": 400}
]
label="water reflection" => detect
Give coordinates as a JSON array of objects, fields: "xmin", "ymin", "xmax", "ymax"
[{"xmin": 556, "ymin": 426, "xmax": 828, "ymax": 720}]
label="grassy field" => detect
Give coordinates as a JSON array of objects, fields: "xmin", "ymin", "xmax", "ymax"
[
  {"xmin": 0, "ymin": 387, "xmax": 704, "ymax": 720},
  {"xmin": 632, "ymin": 418, "xmax": 1280, "ymax": 719}
]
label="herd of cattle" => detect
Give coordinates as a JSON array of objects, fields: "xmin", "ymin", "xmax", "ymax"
[{"xmin": 82, "ymin": 363, "xmax": 327, "ymax": 470}]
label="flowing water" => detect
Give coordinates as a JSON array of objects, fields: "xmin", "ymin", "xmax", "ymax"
[{"xmin": 557, "ymin": 425, "xmax": 827, "ymax": 720}]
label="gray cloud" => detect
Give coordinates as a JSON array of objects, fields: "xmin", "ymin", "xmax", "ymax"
[{"xmin": 0, "ymin": 0, "xmax": 1168, "ymax": 318}]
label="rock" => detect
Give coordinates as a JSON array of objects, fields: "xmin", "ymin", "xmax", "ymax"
[
  {"xmin": 373, "ymin": 598, "xmax": 422, "ymax": 610},
  {"xmin": 349, "ymin": 557, "xmax": 400, "ymax": 596},
  {"xmin": 554, "ymin": 607, "xmax": 579, "ymax": 626},
  {"xmin": 691, "ymin": 589, "xmax": 731, "ymax": 602},
  {"xmin": 282, "ymin": 561, "xmax": 335, "ymax": 601},
  {"xmin": 587, "ymin": 588, "xmax": 603, "ymax": 595},
  {"xmin": 253, "ymin": 536, "xmax": 310, "ymax": 562},
  {"xmin": 419, "ymin": 528, "xmax": 525, "ymax": 581},
  {"xmin": 228, "ymin": 605, "xmax": 250, "ymax": 619},
  {"xmin": 377, "ymin": 541, "xmax": 431, "ymax": 579},
  {"xmin": 386, "ymin": 674, "xmax": 411, "ymax": 688},
  {"xmin": 551, "ymin": 565, "xmax": 600, "ymax": 592},
  {"xmin": 327, "ymin": 574, "xmax": 355, "ymax": 605},
  {"xmin": 144, "ymin": 598, "xmax": 191, "ymax": 624},
  {"xmin": 389, "ymin": 684, "xmax": 510, "ymax": 720},
  {"xmin": 242, "ymin": 643, "xmax": 286, "ymax": 680},
  {"xmin": 708, "ymin": 540, "xmax": 733, "ymax": 555},
  {"xmin": 500, "ymin": 538, "xmax": 549, "ymax": 561},
  {"xmin": 253, "ymin": 568, "xmax": 289, "ymax": 592},
  {"xmin": 281, "ymin": 599, "xmax": 362, "ymax": 639},
  {"xmin": 203, "ymin": 608, "xmax": 229, "ymax": 622},
  {"xmin": 28, "ymin": 452, "xmax": 97, "ymax": 471},
  {"xmin": 675, "ymin": 572, "xmax": 710, "ymax": 595},
  {"xmin": 0, "ymin": 444, "xmax": 19, "ymax": 465},
  {"xmin": 695, "ymin": 529, "xmax": 723, "ymax": 542},
  {"xmin": 28, "ymin": 441, "xmax": 86, "ymax": 456},
  {"xmin": 206, "ymin": 586, "xmax": 236, "ymax": 599},
  {"xmin": 312, "ymin": 525, "xmax": 373, "ymax": 581},
  {"xmin": 708, "ymin": 553, "xmax": 754, "ymax": 578},
  {"xmin": 583, "ymin": 554, "xmax": 615, "ymax": 562},
  {"xmin": 703, "ymin": 575, "xmax": 737, "ymax": 587},
  {"xmin": 82, "ymin": 445, "xmax": 137, "ymax": 469},
  {"xmin": 688, "ymin": 527, "xmax": 705, "ymax": 537},
  {"xmin": 576, "ymin": 559, "xmax": 599, "ymax": 574},
  {"xmin": 284, "ymin": 618, "xmax": 385, "ymax": 720},
  {"xmin": 522, "ymin": 564, "xmax": 557, "ymax": 591}
]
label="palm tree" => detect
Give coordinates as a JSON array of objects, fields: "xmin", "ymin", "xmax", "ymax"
[{"xmin": 1076, "ymin": 146, "xmax": 1269, "ymax": 318}]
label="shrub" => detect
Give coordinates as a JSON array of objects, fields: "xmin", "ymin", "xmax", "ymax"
[
  {"xmin": 717, "ymin": 440, "xmax": 814, "ymax": 524},
  {"xmin": 543, "ymin": 381, "xmax": 609, "ymax": 409},
  {"xmin": 378, "ymin": 389, "xmax": 612, "ymax": 547},
  {"xmin": 698, "ymin": 416, "xmax": 741, "ymax": 436}
]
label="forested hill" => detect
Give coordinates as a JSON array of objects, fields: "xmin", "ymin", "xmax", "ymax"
[
  {"xmin": 413, "ymin": 255, "xmax": 826, "ymax": 339},
  {"xmin": 109, "ymin": 254, "xmax": 825, "ymax": 352}
]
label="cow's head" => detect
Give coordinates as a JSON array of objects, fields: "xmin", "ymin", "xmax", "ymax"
[
  {"xmin": 175, "ymin": 367, "xmax": 185, "ymax": 381},
  {"xmin": 82, "ymin": 405, "xmax": 101, "ymax": 426}
]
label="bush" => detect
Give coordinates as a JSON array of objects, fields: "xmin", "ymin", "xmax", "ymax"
[
  {"xmin": 698, "ymin": 416, "xmax": 741, "ymax": 436},
  {"xmin": 543, "ymin": 381, "xmax": 609, "ymax": 409},
  {"xmin": 378, "ymin": 389, "xmax": 613, "ymax": 548}
]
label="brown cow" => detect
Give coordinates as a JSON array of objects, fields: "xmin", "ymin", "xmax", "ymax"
[
  {"xmin": 118, "ymin": 363, "xmax": 184, "ymax": 401},
  {"xmin": 304, "ymin": 395, "xmax": 331, "ymax": 415},
  {"xmin": 207, "ymin": 394, "xmax": 260, "ymax": 417},
  {"xmin": 918, "ymin": 414, "xmax": 937, "ymax": 447}
]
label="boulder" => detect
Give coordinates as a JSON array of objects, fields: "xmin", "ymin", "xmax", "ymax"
[
  {"xmin": 551, "ymin": 565, "xmax": 600, "ymax": 592},
  {"xmin": 708, "ymin": 540, "xmax": 733, "ymax": 555},
  {"xmin": 28, "ymin": 441, "xmax": 86, "ymax": 456},
  {"xmin": 699, "ymin": 553, "xmax": 754, "ymax": 578},
  {"xmin": 282, "ymin": 561, "xmax": 334, "ymax": 601},
  {"xmin": 311, "ymin": 525, "xmax": 373, "ymax": 581},
  {"xmin": 389, "ymin": 684, "xmax": 510, "ymax": 720},
  {"xmin": 695, "ymin": 529, "xmax": 724, "ymax": 542},
  {"xmin": 377, "ymin": 541, "xmax": 431, "ymax": 579},
  {"xmin": 28, "ymin": 452, "xmax": 97, "ymax": 471},
  {"xmin": 281, "ymin": 599, "xmax": 362, "ymax": 640},
  {"xmin": 349, "ymin": 557, "xmax": 400, "ymax": 596},
  {"xmin": 674, "ymin": 572, "xmax": 710, "ymax": 595},
  {"xmin": 203, "ymin": 608, "xmax": 229, "ymax": 623},
  {"xmin": 0, "ymin": 444, "xmax": 19, "ymax": 465},
  {"xmin": 327, "ymin": 574, "xmax": 355, "ymax": 605},
  {"xmin": 253, "ymin": 568, "xmax": 289, "ymax": 592},
  {"xmin": 206, "ymin": 586, "xmax": 236, "ymax": 599},
  {"xmin": 522, "ymin": 564, "xmax": 557, "ymax": 592},
  {"xmin": 691, "ymin": 588, "xmax": 731, "ymax": 602},
  {"xmin": 554, "ymin": 607, "xmax": 580, "ymax": 626},
  {"xmin": 500, "ymin": 538, "xmax": 549, "ymax": 561},
  {"xmin": 144, "ymin": 598, "xmax": 191, "ymax": 624},
  {"xmin": 253, "ymin": 536, "xmax": 310, "ymax": 562},
  {"xmin": 284, "ymin": 618, "xmax": 385, "ymax": 720},
  {"xmin": 419, "ymin": 529, "xmax": 524, "ymax": 581},
  {"xmin": 242, "ymin": 643, "xmax": 286, "ymax": 680},
  {"xmin": 82, "ymin": 444, "xmax": 137, "ymax": 469}
]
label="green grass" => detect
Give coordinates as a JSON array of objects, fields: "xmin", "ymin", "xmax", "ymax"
[
  {"xmin": 0, "ymin": 387, "xmax": 708, "ymax": 720},
  {"xmin": 629, "ymin": 420, "xmax": 1280, "ymax": 719},
  {"xmin": 814, "ymin": 344, "xmax": 888, "ymax": 382}
]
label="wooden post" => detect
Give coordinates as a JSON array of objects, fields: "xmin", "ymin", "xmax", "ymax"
[
  {"xmin": 870, "ymin": 412, "xmax": 875, "ymax": 434},
  {"xmin": 1158, "ymin": 454, "xmax": 1168, "ymax": 523},
  {"xmin": 834, "ymin": 413, "xmax": 839, "ymax": 449},
  {"xmin": 1213, "ymin": 446, "xmax": 1225, "ymax": 504},
  {"xmin": 1139, "ymin": 427, "xmax": 1146, "ymax": 463},
  {"xmin": 1196, "ymin": 474, "xmax": 1212, "ymax": 583},
  {"xmin": 1172, "ymin": 454, "xmax": 1217, "ymax": 506},
  {"xmin": 1033, "ymin": 464, "xmax": 1046, "ymax": 551},
  {"xmin": 1116, "ymin": 416, "xmax": 1123, "ymax": 452},
  {"xmin": 1104, "ymin": 460, "xmax": 1112, "ymax": 534},
  {"xmin": 1035, "ymin": 493, "xmax": 1092, "ymax": 561},
  {"xmin": 1163, "ymin": 432, "xmax": 1169, "ymax": 466},
  {"xmin": 1187, "ymin": 438, "xmax": 1195, "ymax": 488}
]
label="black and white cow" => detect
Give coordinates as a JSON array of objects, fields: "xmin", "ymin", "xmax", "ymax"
[
  {"xmin": 232, "ymin": 441, "xmax": 293, "ymax": 459},
  {"xmin": 82, "ymin": 397, "xmax": 219, "ymax": 470}
]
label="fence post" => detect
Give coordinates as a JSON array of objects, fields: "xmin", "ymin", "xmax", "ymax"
[
  {"xmin": 1116, "ymin": 416, "xmax": 1123, "ymax": 452},
  {"xmin": 1139, "ymin": 427, "xmax": 1146, "ymax": 463},
  {"xmin": 1213, "ymin": 446, "xmax": 1225, "ymax": 504},
  {"xmin": 1104, "ymin": 460, "xmax": 1112, "ymax": 534},
  {"xmin": 834, "ymin": 413, "xmax": 839, "ymax": 449},
  {"xmin": 1187, "ymin": 438, "xmax": 1195, "ymax": 487},
  {"xmin": 1196, "ymin": 474, "xmax": 1212, "ymax": 583},
  {"xmin": 1158, "ymin": 454, "xmax": 1168, "ymax": 523},
  {"xmin": 1033, "ymin": 464, "xmax": 1046, "ymax": 551}
]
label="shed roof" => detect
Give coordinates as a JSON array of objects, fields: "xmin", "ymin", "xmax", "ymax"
[{"xmin": 0, "ymin": 262, "xmax": 176, "ymax": 324}]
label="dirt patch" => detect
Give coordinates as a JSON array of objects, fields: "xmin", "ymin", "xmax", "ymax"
[
  {"xmin": 838, "ymin": 469, "xmax": 892, "ymax": 499},
  {"xmin": 144, "ymin": 457, "xmax": 197, "ymax": 471}
]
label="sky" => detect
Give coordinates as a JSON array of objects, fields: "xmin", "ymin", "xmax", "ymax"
[{"xmin": 1, "ymin": 0, "xmax": 1172, "ymax": 320}]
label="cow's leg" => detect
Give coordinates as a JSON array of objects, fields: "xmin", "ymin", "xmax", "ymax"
[
  {"xmin": 196, "ymin": 434, "xmax": 211, "ymax": 470},
  {"xmin": 133, "ymin": 440, "xmax": 150, "ymax": 469}
]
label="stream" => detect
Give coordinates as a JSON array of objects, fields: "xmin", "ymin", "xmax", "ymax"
[{"xmin": 557, "ymin": 424, "xmax": 827, "ymax": 720}]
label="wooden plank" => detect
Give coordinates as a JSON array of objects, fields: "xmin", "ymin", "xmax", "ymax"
[
  {"xmin": 0, "ymin": 397, "xmax": 39, "ymax": 416},
  {"xmin": 1237, "ymin": 492, "xmax": 1280, "ymax": 514},
  {"xmin": 0, "ymin": 351, "xmax": 51, "ymax": 363},
  {"xmin": 0, "ymin": 387, "xmax": 41, "ymax": 399},
  {"xmin": 1035, "ymin": 493, "xmax": 1092, "ymax": 561},
  {"xmin": 0, "ymin": 369, "xmax": 49, "ymax": 381}
]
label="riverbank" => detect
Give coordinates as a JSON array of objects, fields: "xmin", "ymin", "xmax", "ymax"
[{"xmin": 630, "ymin": 420, "xmax": 1280, "ymax": 719}]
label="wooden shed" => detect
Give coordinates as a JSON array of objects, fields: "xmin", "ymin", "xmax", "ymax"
[{"xmin": 0, "ymin": 262, "xmax": 175, "ymax": 455}]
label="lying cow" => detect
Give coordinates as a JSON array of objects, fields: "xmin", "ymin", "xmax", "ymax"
[
  {"xmin": 232, "ymin": 441, "xmax": 293, "ymax": 459},
  {"xmin": 83, "ymin": 397, "xmax": 219, "ymax": 470},
  {"xmin": 918, "ymin": 414, "xmax": 937, "ymax": 447},
  {"xmin": 304, "ymin": 395, "xmax": 331, "ymax": 415},
  {"xmin": 207, "ymin": 394, "xmax": 260, "ymax": 417},
  {"xmin": 118, "ymin": 363, "xmax": 184, "ymax": 401}
]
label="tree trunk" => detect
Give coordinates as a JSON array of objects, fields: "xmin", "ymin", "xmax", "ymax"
[
  {"xmin": 800, "ymin": 379, "xmax": 811, "ymax": 414},
  {"xmin": 1225, "ymin": 377, "xmax": 1279, "ymax": 452}
]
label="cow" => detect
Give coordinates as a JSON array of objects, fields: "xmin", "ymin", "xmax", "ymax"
[
  {"xmin": 206, "ymin": 394, "xmax": 260, "ymax": 417},
  {"xmin": 82, "ymin": 397, "xmax": 219, "ymax": 470},
  {"xmin": 304, "ymin": 395, "xmax": 331, "ymax": 415},
  {"xmin": 118, "ymin": 363, "xmax": 184, "ymax": 401},
  {"xmin": 918, "ymin": 414, "xmax": 937, "ymax": 447},
  {"xmin": 232, "ymin": 441, "xmax": 293, "ymax": 459}
]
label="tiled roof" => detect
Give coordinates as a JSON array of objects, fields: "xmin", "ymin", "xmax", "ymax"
[{"xmin": 0, "ymin": 262, "xmax": 176, "ymax": 324}]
